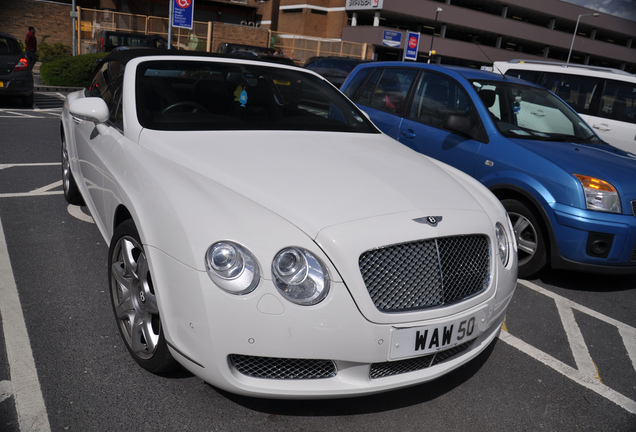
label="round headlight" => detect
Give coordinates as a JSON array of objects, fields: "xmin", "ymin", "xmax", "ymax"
[
  {"xmin": 272, "ymin": 247, "xmax": 330, "ymax": 305},
  {"xmin": 205, "ymin": 241, "xmax": 260, "ymax": 294},
  {"xmin": 495, "ymin": 222, "xmax": 510, "ymax": 266}
]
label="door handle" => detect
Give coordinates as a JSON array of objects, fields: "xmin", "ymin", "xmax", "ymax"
[
  {"xmin": 592, "ymin": 123, "xmax": 611, "ymax": 132},
  {"xmin": 400, "ymin": 129, "xmax": 416, "ymax": 139}
]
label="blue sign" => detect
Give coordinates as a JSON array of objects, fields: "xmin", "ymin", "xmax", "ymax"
[
  {"xmin": 173, "ymin": 0, "xmax": 194, "ymax": 30},
  {"xmin": 382, "ymin": 30, "xmax": 402, "ymax": 48},
  {"xmin": 404, "ymin": 31, "xmax": 420, "ymax": 61}
]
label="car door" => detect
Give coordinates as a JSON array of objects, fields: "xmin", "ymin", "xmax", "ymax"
[
  {"xmin": 585, "ymin": 79, "xmax": 636, "ymax": 153},
  {"xmin": 397, "ymin": 70, "xmax": 486, "ymax": 176},
  {"xmin": 348, "ymin": 66, "xmax": 419, "ymax": 139},
  {"xmin": 73, "ymin": 60, "xmax": 124, "ymax": 228}
]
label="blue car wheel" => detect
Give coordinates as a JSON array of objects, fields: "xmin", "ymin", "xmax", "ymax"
[{"xmin": 502, "ymin": 199, "xmax": 547, "ymax": 278}]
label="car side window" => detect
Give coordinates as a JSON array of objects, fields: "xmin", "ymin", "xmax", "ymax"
[
  {"xmin": 539, "ymin": 72, "xmax": 600, "ymax": 115},
  {"xmin": 341, "ymin": 67, "xmax": 373, "ymax": 100},
  {"xmin": 598, "ymin": 80, "xmax": 636, "ymax": 124},
  {"xmin": 0, "ymin": 36, "xmax": 21, "ymax": 55},
  {"xmin": 355, "ymin": 68, "xmax": 383, "ymax": 105},
  {"xmin": 409, "ymin": 71, "xmax": 472, "ymax": 129},
  {"xmin": 504, "ymin": 69, "xmax": 541, "ymax": 84},
  {"xmin": 87, "ymin": 60, "xmax": 125, "ymax": 130},
  {"xmin": 368, "ymin": 68, "xmax": 417, "ymax": 113}
]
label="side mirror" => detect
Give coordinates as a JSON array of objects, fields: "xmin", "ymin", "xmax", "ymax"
[
  {"xmin": 444, "ymin": 113, "xmax": 472, "ymax": 137},
  {"xmin": 69, "ymin": 97, "xmax": 110, "ymax": 124}
]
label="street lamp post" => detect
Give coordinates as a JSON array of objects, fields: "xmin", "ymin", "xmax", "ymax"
[
  {"xmin": 566, "ymin": 12, "xmax": 599, "ymax": 65},
  {"xmin": 428, "ymin": 7, "xmax": 443, "ymax": 64}
]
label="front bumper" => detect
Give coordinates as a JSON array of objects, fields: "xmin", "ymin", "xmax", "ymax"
[
  {"xmin": 146, "ymin": 246, "xmax": 516, "ymax": 398},
  {"xmin": 550, "ymin": 203, "xmax": 636, "ymax": 274}
]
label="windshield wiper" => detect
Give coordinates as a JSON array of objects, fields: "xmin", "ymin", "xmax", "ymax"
[{"xmin": 544, "ymin": 134, "xmax": 581, "ymax": 142}]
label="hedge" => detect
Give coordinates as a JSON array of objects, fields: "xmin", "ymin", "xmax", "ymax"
[{"xmin": 39, "ymin": 53, "xmax": 107, "ymax": 87}]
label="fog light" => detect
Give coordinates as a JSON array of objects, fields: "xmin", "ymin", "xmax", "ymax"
[{"xmin": 586, "ymin": 232, "xmax": 614, "ymax": 258}]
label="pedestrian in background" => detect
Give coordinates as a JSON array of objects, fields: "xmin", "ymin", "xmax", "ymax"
[{"xmin": 25, "ymin": 26, "xmax": 37, "ymax": 71}]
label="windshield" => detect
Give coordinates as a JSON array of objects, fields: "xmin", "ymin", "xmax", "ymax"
[
  {"xmin": 135, "ymin": 60, "xmax": 379, "ymax": 133},
  {"xmin": 471, "ymin": 80, "xmax": 601, "ymax": 143}
]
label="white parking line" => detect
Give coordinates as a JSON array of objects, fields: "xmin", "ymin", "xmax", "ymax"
[
  {"xmin": 0, "ymin": 164, "xmax": 63, "ymax": 199},
  {"xmin": 0, "ymin": 217, "xmax": 51, "ymax": 432},
  {"xmin": 0, "ymin": 110, "xmax": 60, "ymax": 119},
  {"xmin": 500, "ymin": 280, "xmax": 636, "ymax": 414},
  {"xmin": 0, "ymin": 163, "xmax": 59, "ymax": 171}
]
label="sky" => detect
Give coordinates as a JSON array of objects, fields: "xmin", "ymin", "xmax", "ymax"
[{"xmin": 560, "ymin": 0, "xmax": 636, "ymax": 21}]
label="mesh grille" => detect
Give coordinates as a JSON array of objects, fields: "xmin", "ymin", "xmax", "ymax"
[
  {"xmin": 230, "ymin": 355, "xmax": 337, "ymax": 379},
  {"xmin": 632, "ymin": 200, "xmax": 636, "ymax": 217},
  {"xmin": 359, "ymin": 235, "xmax": 490, "ymax": 312},
  {"xmin": 630, "ymin": 240, "xmax": 636, "ymax": 263},
  {"xmin": 370, "ymin": 341, "xmax": 474, "ymax": 379}
]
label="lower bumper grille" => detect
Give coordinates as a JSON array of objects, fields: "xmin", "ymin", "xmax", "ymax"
[
  {"xmin": 370, "ymin": 340, "xmax": 474, "ymax": 379},
  {"xmin": 230, "ymin": 341, "xmax": 474, "ymax": 381},
  {"xmin": 230, "ymin": 355, "xmax": 337, "ymax": 379}
]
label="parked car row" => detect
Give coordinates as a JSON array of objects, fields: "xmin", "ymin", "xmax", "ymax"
[{"xmin": 46, "ymin": 44, "xmax": 636, "ymax": 400}]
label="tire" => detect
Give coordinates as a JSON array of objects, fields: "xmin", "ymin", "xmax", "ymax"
[
  {"xmin": 108, "ymin": 220, "xmax": 177, "ymax": 374},
  {"xmin": 501, "ymin": 198, "xmax": 547, "ymax": 278},
  {"xmin": 22, "ymin": 93, "xmax": 34, "ymax": 108},
  {"xmin": 61, "ymin": 136, "xmax": 84, "ymax": 205}
]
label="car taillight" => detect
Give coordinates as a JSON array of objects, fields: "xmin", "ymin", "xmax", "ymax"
[{"xmin": 14, "ymin": 57, "xmax": 28, "ymax": 72}]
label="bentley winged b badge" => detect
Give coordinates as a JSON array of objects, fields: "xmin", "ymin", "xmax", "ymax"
[{"xmin": 413, "ymin": 216, "xmax": 443, "ymax": 227}]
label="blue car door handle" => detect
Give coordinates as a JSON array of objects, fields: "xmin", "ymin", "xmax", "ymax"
[{"xmin": 400, "ymin": 129, "xmax": 416, "ymax": 139}]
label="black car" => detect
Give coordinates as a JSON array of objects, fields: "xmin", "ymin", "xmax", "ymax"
[
  {"xmin": 97, "ymin": 30, "xmax": 170, "ymax": 52},
  {"xmin": 0, "ymin": 32, "xmax": 34, "ymax": 107},
  {"xmin": 304, "ymin": 56, "xmax": 367, "ymax": 88},
  {"xmin": 216, "ymin": 43, "xmax": 296, "ymax": 66}
]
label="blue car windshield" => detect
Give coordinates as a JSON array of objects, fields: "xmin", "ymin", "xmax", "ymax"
[
  {"xmin": 471, "ymin": 80, "xmax": 601, "ymax": 143},
  {"xmin": 135, "ymin": 60, "xmax": 379, "ymax": 133}
]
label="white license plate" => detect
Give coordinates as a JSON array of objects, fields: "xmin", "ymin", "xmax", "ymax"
[{"xmin": 390, "ymin": 308, "xmax": 488, "ymax": 360}]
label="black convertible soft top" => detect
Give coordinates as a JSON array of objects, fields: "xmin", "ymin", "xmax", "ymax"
[{"xmin": 101, "ymin": 48, "xmax": 295, "ymax": 67}]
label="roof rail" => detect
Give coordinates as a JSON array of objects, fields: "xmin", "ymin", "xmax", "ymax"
[{"xmin": 504, "ymin": 59, "xmax": 635, "ymax": 77}]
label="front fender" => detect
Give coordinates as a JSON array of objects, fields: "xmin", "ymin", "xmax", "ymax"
[{"xmin": 102, "ymin": 139, "xmax": 335, "ymax": 281}]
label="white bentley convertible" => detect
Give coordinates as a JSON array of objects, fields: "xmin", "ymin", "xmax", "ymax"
[{"xmin": 60, "ymin": 50, "xmax": 517, "ymax": 398}]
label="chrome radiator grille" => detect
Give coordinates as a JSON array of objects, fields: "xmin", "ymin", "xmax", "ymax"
[{"xmin": 359, "ymin": 235, "xmax": 490, "ymax": 312}]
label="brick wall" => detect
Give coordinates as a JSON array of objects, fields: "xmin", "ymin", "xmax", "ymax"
[
  {"xmin": 0, "ymin": 0, "xmax": 73, "ymax": 48},
  {"xmin": 212, "ymin": 22, "xmax": 271, "ymax": 52}
]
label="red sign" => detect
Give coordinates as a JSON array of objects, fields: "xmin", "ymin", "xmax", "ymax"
[
  {"xmin": 176, "ymin": 0, "xmax": 191, "ymax": 8},
  {"xmin": 408, "ymin": 36, "xmax": 418, "ymax": 49}
]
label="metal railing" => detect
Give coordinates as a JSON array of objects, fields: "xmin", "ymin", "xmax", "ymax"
[{"xmin": 76, "ymin": 7, "xmax": 369, "ymax": 64}]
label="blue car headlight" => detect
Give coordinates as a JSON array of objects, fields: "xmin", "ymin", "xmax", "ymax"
[{"xmin": 574, "ymin": 174, "xmax": 621, "ymax": 213}]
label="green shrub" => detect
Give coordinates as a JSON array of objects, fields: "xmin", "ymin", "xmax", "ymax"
[
  {"xmin": 38, "ymin": 42, "xmax": 72, "ymax": 62},
  {"xmin": 39, "ymin": 53, "xmax": 107, "ymax": 87}
]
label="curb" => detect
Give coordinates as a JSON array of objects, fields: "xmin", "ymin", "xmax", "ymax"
[{"xmin": 34, "ymin": 85, "xmax": 84, "ymax": 92}]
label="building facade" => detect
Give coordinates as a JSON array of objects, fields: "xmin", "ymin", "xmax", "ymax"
[
  {"xmin": 2, "ymin": 0, "xmax": 634, "ymax": 73},
  {"xmin": 340, "ymin": 0, "xmax": 636, "ymax": 72}
]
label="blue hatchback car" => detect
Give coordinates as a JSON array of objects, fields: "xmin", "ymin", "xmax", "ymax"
[{"xmin": 341, "ymin": 62, "xmax": 636, "ymax": 278}]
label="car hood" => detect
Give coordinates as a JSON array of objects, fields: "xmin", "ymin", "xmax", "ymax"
[
  {"xmin": 509, "ymin": 137, "xmax": 636, "ymax": 191},
  {"xmin": 138, "ymin": 130, "xmax": 490, "ymax": 239}
]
